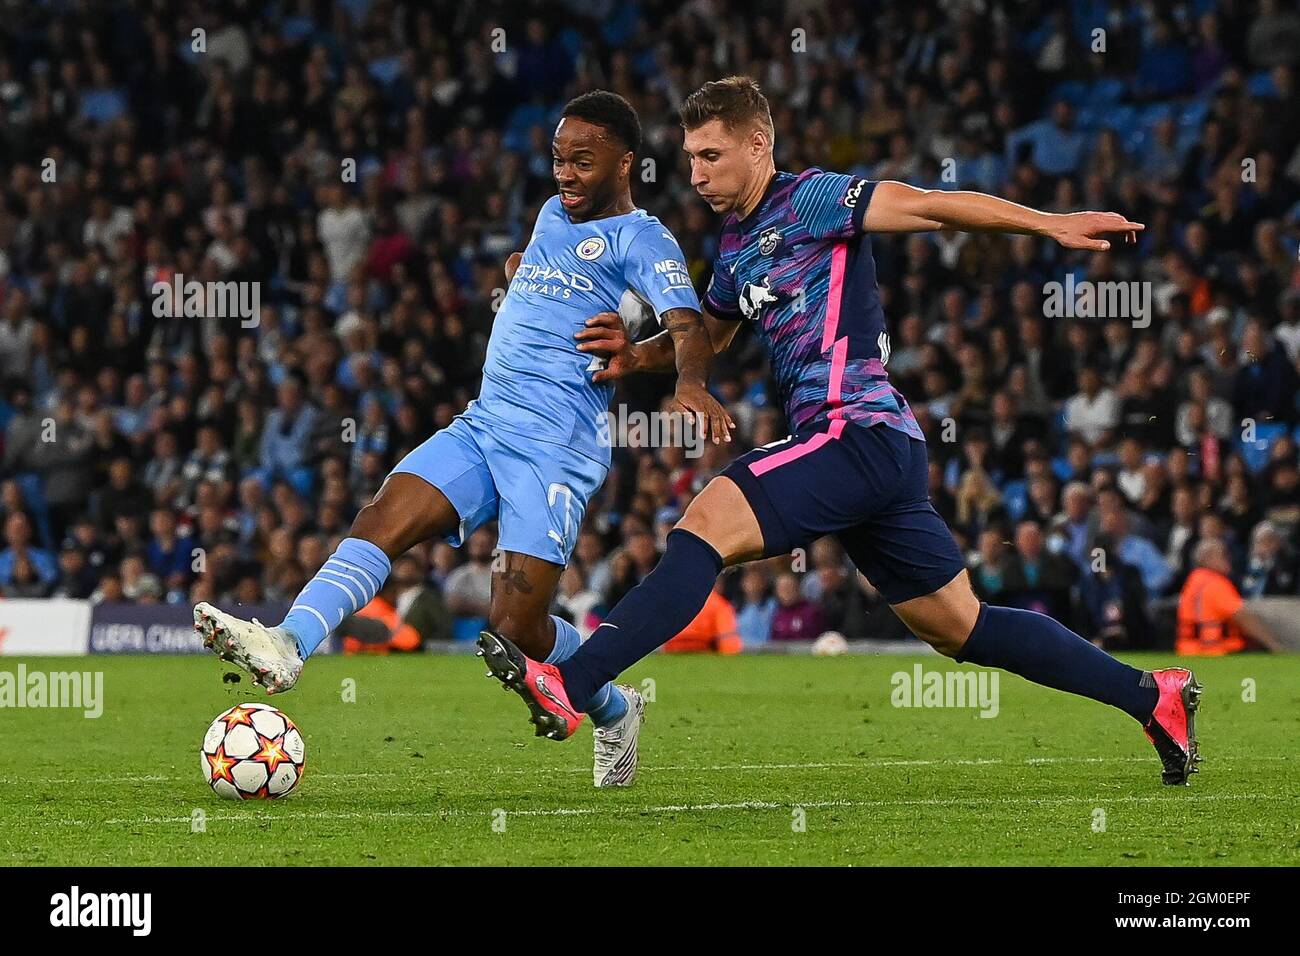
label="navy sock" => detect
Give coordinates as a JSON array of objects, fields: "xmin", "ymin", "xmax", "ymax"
[
  {"xmin": 957, "ymin": 603, "xmax": 1158, "ymax": 723},
  {"xmin": 558, "ymin": 529, "xmax": 724, "ymax": 709},
  {"xmin": 545, "ymin": 615, "xmax": 626, "ymax": 727}
]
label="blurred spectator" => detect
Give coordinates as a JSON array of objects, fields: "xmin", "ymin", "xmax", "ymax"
[
  {"xmin": 663, "ymin": 578, "xmax": 741, "ymax": 654},
  {"xmin": 1241, "ymin": 521, "xmax": 1299, "ymax": 597},
  {"xmin": 145, "ymin": 509, "xmax": 192, "ymax": 583},
  {"xmin": 771, "ymin": 572, "xmax": 824, "ymax": 642},
  {"xmin": 735, "ymin": 565, "xmax": 776, "ymax": 647},
  {"xmin": 1163, "ymin": 483, "xmax": 1201, "ymax": 588},
  {"xmin": 1064, "ymin": 367, "xmax": 1119, "ymax": 446},
  {"xmin": 1097, "ymin": 505, "xmax": 1173, "ymax": 598},
  {"xmin": 0, "ymin": 512, "xmax": 58, "ymax": 592},
  {"xmin": 970, "ymin": 527, "xmax": 1014, "ymax": 603},
  {"xmin": 556, "ymin": 565, "xmax": 600, "ymax": 639},
  {"xmin": 1078, "ymin": 545, "xmax": 1149, "ymax": 648},
  {"xmin": 443, "ymin": 527, "xmax": 493, "ymax": 640},
  {"xmin": 259, "ymin": 376, "xmax": 319, "ymax": 497},
  {"xmin": 1004, "ymin": 520, "xmax": 1077, "ymax": 622},
  {"xmin": 52, "ymin": 546, "xmax": 99, "ymax": 599}
]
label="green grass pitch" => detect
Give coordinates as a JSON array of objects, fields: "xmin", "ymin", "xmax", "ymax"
[{"xmin": 2, "ymin": 653, "xmax": 1296, "ymax": 866}]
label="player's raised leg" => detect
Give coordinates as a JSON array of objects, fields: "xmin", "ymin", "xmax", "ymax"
[
  {"xmin": 476, "ymin": 549, "xmax": 644, "ymax": 786},
  {"xmin": 837, "ymin": 428, "xmax": 1200, "ymax": 785},
  {"xmin": 887, "ymin": 570, "xmax": 1200, "ymax": 785},
  {"xmin": 196, "ymin": 419, "xmax": 490, "ymax": 693},
  {"xmin": 195, "ymin": 472, "xmax": 460, "ymax": 692},
  {"xmin": 468, "ymin": 423, "xmax": 648, "ymax": 786}
]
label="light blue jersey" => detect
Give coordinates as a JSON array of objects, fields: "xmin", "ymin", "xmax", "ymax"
[
  {"xmin": 391, "ymin": 195, "xmax": 699, "ymax": 565},
  {"xmin": 469, "ymin": 195, "xmax": 699, "ymax": 465}
]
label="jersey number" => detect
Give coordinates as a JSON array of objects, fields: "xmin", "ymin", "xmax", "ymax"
[{"xmin": 547, "ymin": 483, "xmax": 577, "ymax": 553}]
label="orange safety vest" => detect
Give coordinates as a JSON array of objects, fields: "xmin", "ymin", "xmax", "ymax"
[
  {"xmin": 1176, "ymin": 568, "xmax": 1247, "ymax": 656},
  {"xmin": 343, "ymin": 595, "xmax": 422, "ymax": 655},
  {"xmin": 663, "ymin": 590, "xmax": 741, "ymax": 655}
]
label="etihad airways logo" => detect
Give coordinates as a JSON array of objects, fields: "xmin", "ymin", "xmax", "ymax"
[{"xmin": 513, "ymin": 262, "xmax": 596, "ymax": 299}]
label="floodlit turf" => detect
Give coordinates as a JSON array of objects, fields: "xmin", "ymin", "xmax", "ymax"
[{"xmin": 1, "ymin": 652, "xmax": 1296, "ymax": 866}]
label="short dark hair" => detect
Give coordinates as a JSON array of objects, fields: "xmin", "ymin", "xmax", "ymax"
[
  {"xmin": 561, "ymin": 90, "xmax": 641, "ymax": 154},
  {"xmin": 679, "ymin": 75, "xmax": 774, "ymax": 139}
]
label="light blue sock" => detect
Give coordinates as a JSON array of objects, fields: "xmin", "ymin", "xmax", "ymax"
[
  {"xmin": 546, "ymin": 615, "xmax": 627, "ymax": 727},
  {"xmin": 281, "ymin": 537, "xmax": 392, "ymax": 658}
]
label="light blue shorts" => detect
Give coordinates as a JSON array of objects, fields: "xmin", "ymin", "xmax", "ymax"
[{"xmin": 390, "ymin": 413, "xmax": 607, "ymax": 566}]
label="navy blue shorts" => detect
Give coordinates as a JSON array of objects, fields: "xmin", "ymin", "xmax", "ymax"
[{"xmin": 723, "ymin": 420, "xmax": 965, "ymax": 604}]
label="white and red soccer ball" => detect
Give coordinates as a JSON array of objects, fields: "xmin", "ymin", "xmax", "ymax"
[{"xmin": 201, "ymin": 702, "xmax": 305, "ymax": 799}]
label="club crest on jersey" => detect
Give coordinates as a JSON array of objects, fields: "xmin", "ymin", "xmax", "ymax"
[
  {"xmin": 758, "ymin": 227, "xmax": 783, "ymax": 256},
  {"xmin": 739, "ymin": 276, "xmax": 779, "ymax": 320},
  {"xmin": 575, "ymin": 236, "xmax": 606, "ymax": 260}
]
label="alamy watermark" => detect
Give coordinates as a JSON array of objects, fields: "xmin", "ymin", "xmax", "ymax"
[
  {"xmin": 151, "ymin": 273, "xmax": 260, "ymax": 328},
  {"xmin": 0, "ymin": 664, "xmax": 103, "ymax": 718},
  {"xmin": 49, "ymin": 886, "xmax": 150, "ymax": 936},
  {"xmin": 1042, "ymin": 275, "xmax": 1151, "ymax": 328},
  {"xmin": 890, "ymin": 664, "xmax": 999, "ymax": 718},
  {"xmin": 597, "ymin": 406, "xmax": 706, "ymax": 458}
]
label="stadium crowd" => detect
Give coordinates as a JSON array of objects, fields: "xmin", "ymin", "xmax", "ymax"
[{"xmin": 1, "ymin": 0, "xmax": 1298, "ymax": 653}]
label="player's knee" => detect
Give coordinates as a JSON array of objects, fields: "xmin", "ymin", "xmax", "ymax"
[
  {"xmin": 675, "ymin": 509, "xmax": 717, "ymax": 545},
  {"xmin": 351, "ymin": 495, "xmax": 435, "ymax": 558},
  {"xmin": 916, "ymin": 626, "xmax": 967, "ymax": 658},
  {"xmin": 488, "ymin": 608, "xmax": 550, "ymax": 660},
  {"xmin": 677, "ymin": 490, "xmax": 760, "ymax": 564},
  {"xmin": 349, "ymin": 501, "xmax": 403, "ymax": 556},
  {"xmin": 898, "ymin": 575, "xmax": 981, "ymax": 658}
]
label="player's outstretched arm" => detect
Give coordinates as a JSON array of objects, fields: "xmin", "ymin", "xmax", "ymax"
[
  {"xmin": 862, "ymin": 180, "xmax": 1144, "ymax": 251},
  {"xmin": 662, "ymin": 307, "xmax": 734, "ymax": 444},
  {"xmin": 576, "ymin": 309, "xmax": 738, "ymax": 382}
]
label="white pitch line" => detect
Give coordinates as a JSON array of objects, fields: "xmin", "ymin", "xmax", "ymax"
[
  {"xmin": 19, "ymin": 753, "xmax": 1291, "ymax": 786},
  {"xmin": 33, "ymin": 791, "xmax": 1293, "ymax": 828}
]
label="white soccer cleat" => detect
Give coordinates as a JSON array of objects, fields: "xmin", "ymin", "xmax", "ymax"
[
  {"xmin": 194, "ymin": 601, "xmax": 304, "ymax": 694},
  {"xmin": 592, "ymin": 685, "xmax": 645, "ymax": 788}
]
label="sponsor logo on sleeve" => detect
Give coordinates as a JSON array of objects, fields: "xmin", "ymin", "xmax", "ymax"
[
  {"xmin": 843, "ymin": 178, "xmax": 867, "ymax": 208},
  {"xmin": 653, "ymin": 257, "xmax": 692, "ymax": 291}
]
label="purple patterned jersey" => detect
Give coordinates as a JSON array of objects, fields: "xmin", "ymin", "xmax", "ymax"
[{"xmin": 702, "ymin": 169, "xmax": 923, "ymax": 440}]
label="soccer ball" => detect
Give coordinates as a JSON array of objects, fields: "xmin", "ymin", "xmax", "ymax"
[
  {"xmin": 811, "ymin": 631, "xmax": 849, "ymax": 657},
  {"xmin": 201, "ymin": 702, "xmax": 306, "ymax": 800}
]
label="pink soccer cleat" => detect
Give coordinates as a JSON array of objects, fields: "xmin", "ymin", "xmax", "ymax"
[
  {"xmin": 477, "ymin": 629, "xmax": 585, "ymax": 740},
  {"xmin": 1143, "ymin": 667, "xmax": 1202, "ymax": 785}
]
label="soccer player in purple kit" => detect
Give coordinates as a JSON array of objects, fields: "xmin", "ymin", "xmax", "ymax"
[{"xmin": 478, "ymin": 77, "xmax": 1202, "ymax": 786}]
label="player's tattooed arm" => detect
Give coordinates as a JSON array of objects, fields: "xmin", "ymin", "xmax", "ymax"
[
  {"xmin": 662, "ymin": 307, "xmax": 734, "ymax": 444},
  {"xmin": 863, "ymin": 181, "xmax": 1144, "ymax": 249},
  {"xmin": 576, "ymin": 309, "xmax": 739, "ymax": 381}
]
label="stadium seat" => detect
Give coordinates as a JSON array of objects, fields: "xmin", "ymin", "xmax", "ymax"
[
  {"xmin": 1247, "ymin": 72, "xmax": 1277, "ymax": 97},
  {"xmin": 1050, "ymin": 81, "xmax": 1089, "ymax": 108},
  {"xmin": 1087, "ymin": 77, "xmax": 1126, "ymax": 106},
  {"xmin": 1238, "ymin": 422, "xmax": 1288, "ymax": 473},
  {"xmin": 452, "ymin": 617, "xmax": 489, "ymax": 642},
  {"xmin": 1179, "ymin": 98, "xmax": 1210, "ymax": 130},
  {"xmin": 1002, "ymin": 480, "xmax": 1029, "ymax": 522},
  {"xmin": 1099, "ymin": 104, "xmax": 1137, "ymax": 138}
]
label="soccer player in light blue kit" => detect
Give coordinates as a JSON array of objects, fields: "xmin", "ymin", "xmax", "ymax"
[{"xmin": 194, "ymin": 91, "xmax": 732, "ymax": 787}]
